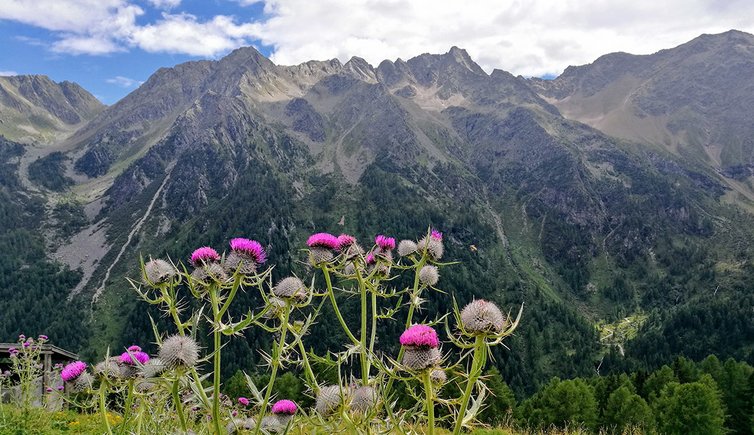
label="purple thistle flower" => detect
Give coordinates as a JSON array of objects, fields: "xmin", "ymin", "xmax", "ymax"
[
  {"xmin": 22, "ymin": 342, "xmax": 30, "ymax": 348},
  {"xmin": 190, "ymin": 246, "xmax": 220, "ymax": 266},
  {"xmin": 61, "ymin": 361, "xmax": 87, "ymax": 382},
  {"xmin": 271, "ymin": 399, "xmax": 297, "ymax": 415},
  {"xmin": 9, "ymin": 347, "xmax": 18, "ymax": 355},
  {"xmin": 375, "ymin": 235, "xmax": 396, "ymax": 250},
  {"xmin": 365, "ymin": 252, "xmax": 376, "ymax": 265},
  {"xmin": 127, "ymin": 345, "xmax": 142, "ymax": 352},
  {"xmin": 120, "ymin": 349, "xmax": 150, "ymax": 365},
  {"xmin": 431, "ymin": 229, "xmax": 443, "ymax": 241},
  {"xmin": 307, "ymin": 233, "xmax": 339, "ymax": 249},
  {"xmin": 400, "ymin": 324, "xmax": 440, "ymax": 348},
  {"xmin": 238, "ymin": 397, "xmax": 250, "ymax": 406},
  {"xmin": 18, "ymin": 334, "xmax": 25, "ymax": 340},
  {"xmin": 46, "ymin": 387, "xmax": 53, "ymax": 393},
  {"xmin": 57, "ymin": 385, "xmax": 64, "ymax": 391},
  {"xmin": 337, "ymin": 234, "xmax": 356, "ymax": 250},
  {"xmin": 229, "ymin": 238, "xmax": 267, "ymax": 264},
  {"xmin": 38, "ymin": 335, "xmax": 48, "ymax": 341}
]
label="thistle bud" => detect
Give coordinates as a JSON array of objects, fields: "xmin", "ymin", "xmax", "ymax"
[
  {"xmin": 418, "ymin": 265, "xmax": 439, "ymax": 286},
  {"xmin": 460, "ymin": 299, "xmax": 507, "ymax": 334},
  {"xmin": 143, "ymin": 259, "xmax": 177, "ymax": 285},
  {"xmin": 273, "ymin": 277, "xmax": 308, "ymax": 301},
  {"xmin": 159, "ymin": 335, "xmax": 199, "ymax": 369},
  {"xmin": 316, "ymin": 385, "xmax": 344, "ymax": 417},
  {"xmin": 397, "ymin": 240, "xmax": 418, "ymax": 257},
  {"xmin": 350, "ymin": 386, "xmax": 377, "ymax": 413}
]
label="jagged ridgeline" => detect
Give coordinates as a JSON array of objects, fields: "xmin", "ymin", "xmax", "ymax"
[{"xmin": 2, "ymin": 31, "xmax": 754, "ymax": 396}]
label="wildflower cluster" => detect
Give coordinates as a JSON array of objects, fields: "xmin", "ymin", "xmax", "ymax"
[{"xmin": 49, "ymin": 228, "xmax": 520, "ymax": 434}]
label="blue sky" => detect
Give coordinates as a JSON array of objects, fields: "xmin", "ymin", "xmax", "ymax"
[{"xmin": 2, "ymin": 0, "xmax": 752, "ymax": 104}]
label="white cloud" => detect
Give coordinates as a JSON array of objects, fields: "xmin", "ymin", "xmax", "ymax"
[
  {"xmin": 0, "ymin": 71, "xmax": 18, "ymax": 76},
  {"xmin": 148, "ymin": 0, "xmax": 181, "ymax": 9},
  {"xmin": 249, "ymin": 0, "xmax": 754, "ymax": 76},
  {"xmin": 2, "ymin": 0, "xmax": 754, "ymax": 76},
  {"xmin": 106, "ymin": 75, "xmax": 143, "ymax": 87}
]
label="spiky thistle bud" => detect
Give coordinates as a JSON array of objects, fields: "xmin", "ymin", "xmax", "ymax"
[
  {"xmin": 144, "ymin": 259, "xmax": 177, "ymax": 285},
  {"xmin": 397, "ymin": 240, "xmax": 418, "ymax": 257},
  {"xmin": 418, "ymin": 230, "xmax": 444, "ymax": 260},
  {"xmin": 264, "ymin": 297, "xmax": 287, "ymax": 319},
  {"xmin": 93, "ymin": 357, "xmax": 124, "ymax": 379},
  {"xmin": 159, "ymin": 335, "xmax": 199, "ymax": 369},
  {"xmin": 273, "ymin": 277, "xmax": 308, "ymax": 301},
  {"xmin": 70, "ymin": 372, "xmax": 93, "ymax": 392},
  {"xmin": 309, "ymin": 247, "xmax": 334, "ymax": 265},
  {"xmin": 141, "ymin": 357, "xmax": 167, "ymax": 378},
  {"xmin": 419, "ymin": 265, "xmax": 439, "ymax": 286},
  {"xmin": 350, "ymin": 386, "xmax": 377, "ymax": 413},
  {"xmin": 460, "ymin": 299, "xmax": 507, "ymax": 334},
  {"xmin": 430, "ymin": 368, "xmax": 447, "ymax": 385},
  {"xmin": 316, "ymin": 385, "xmax": 344, "ymax": 417},
  {"xmin": 191, "ymin": 262, "xmax": 228, "ymax": 284}
]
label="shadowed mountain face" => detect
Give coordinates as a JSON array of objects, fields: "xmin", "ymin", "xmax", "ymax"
[
  {"xmin": 0, "ymin": 75, "xmax": 104, "ymax": 144},
  {"xmin": 4, "ymin": 31, "xmax": 754, "ymax": 393},
  {"xmin": 530, "ymin": 30, "xmax": 754, "ymax": 181}
]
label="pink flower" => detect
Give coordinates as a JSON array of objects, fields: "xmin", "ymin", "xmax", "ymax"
[
  {"xmin": 306, "ymin": 233, "xmax": 339, "ymax": 249},
  {"xmin": 337, "ymin": 234, "xmax": 356, "ymax": 250},
  {"xmin": 57, "ymin": 385, "xmax": 64, "ymax": 391},
  {"xmin": 375, "ymin": 235, "xmax": 396, "ymax": 250},
  {"xmin": 61, "ymin": 361, "xmax": 87, "ymax": 382},
  {"xmin": 238, "ymin": 397, "xmax": 250, "ymax": 406},
  {"xmin": 120, "ymin": 349, "xmax": 150, "ymax": 365},
  {"xmin": 365, "ymin": 252, "xmax": 376, "ymax": 265},
  {"xmin": 190, "ymin": 246, "xmax": 220, "ymax": 266},
  {"xmin": 22, "ymin": 342, "xmax": 30, "ymax": 348},
  {"xmin": 38, "ymin": 335, "xmax": 48, "ymax": 341},
  {"xmin": 127, "ymin": 345, "xmax": 142, "ymax": 352},
  {"xmin": 400, "ymin": 324, "xmax": 439, "ymax": 348},
  {"xmin": 431, "ymin": 229, "xmax": 442, "ymax": 241},
  {"xmin": 229, "ymin": 238, "xmax": 267, "ymax": 264},
  {"xmin": 271, "ymin": 399, "xmax": 297, "ymax": 415}
]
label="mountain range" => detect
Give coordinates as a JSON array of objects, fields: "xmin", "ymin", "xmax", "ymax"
[{"xmin": 1, "ymin": 30, "xmax": 753, "ymax": 394}]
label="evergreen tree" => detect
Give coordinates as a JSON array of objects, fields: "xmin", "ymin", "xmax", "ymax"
[
  {"xmin": 602, "ymin": 386, "xmax": 653, "ymax": 434},
  {"xmin": 654, "ymin": 376, "xmax": 726, "ymax": 435}
]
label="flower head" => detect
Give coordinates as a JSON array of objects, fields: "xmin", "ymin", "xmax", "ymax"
[
  {"xmin": 61, "ymin": 361, "xmax": 87, "ymax": 382},
  {"xmin": 315, "ymin": 385, "xmax": 343, "ymax": 417},
  {"xmin": 120, "ymin": 348, "xmax": 150, "ymax": 366},
  {"xmin": 307, "ymin": 233, "xmax": 339, "ymax": 249},
  {"xmin": 460, "ymin": 299, "xmax": 507, "ymax": 334},
  {"xmin": 159, "ymin": 335, "xmax": 199, "ymax": 369},
  {"xmin": 399, "ymin": 324, "xmax": 439, "ymax": 348},
  {"xmin": 375, "ymin": 235, "xmax": 396, "ymax": 251},
  {"xmin": 365, "ymin": 252, "xmax": 376, "ymax": 265},
  {"xmin": 238, "ymin": 397, "xmax": 250, "ymax": 407},
  {"xmin": 229, "ymin": 238, "xmax": 266, "ymax": 264},
  {"xmin": 397, "ymin": 240, "xmax": 418, "ymax": 257},
  {"xmin": 273, "ymin": 277, "xmax": 308, "ymax": 301},
  {"xmin": 127, "ymin": 345, "xmax": 142, "ymax": 353},
  {"xmin": 431, "ymin": 229, "xmax": 443, "ymax": 240},
  {"xmin": 271, "ymin": 399, "xmax": 297, "ymax": 415},
  {"xmin": 337, "ymin": 234, "xmax": 357, "ymax": 250},
  {"xmin": 38, "ymin": 335, "xmax": 48, "ymax": 341},
  {"xmin": 419, "ymin": 265, "xmax": 439, "ymax": 286},
  {"xmin": 190, "ymin": 246, "xmax": 220, "ymax": 266},
  {"xmin": 144, "ymin": 259, "xmax": 177, "ymax": 285},
  {"xmin": 350, "ymin": 386, "xmax": 377, "ymax": 413}
]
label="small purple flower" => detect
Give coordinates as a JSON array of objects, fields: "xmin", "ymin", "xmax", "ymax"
[
  {"xmin": 271, "ymin": 399, "xmax": 297, "ymax": 415},
  {"xmin": 238, "ymin": 397, "xmax": 250, "ymax": 406},
  {"xmin": 365, "ymin": 252, "xmax": 376, "ymax": 265},
  {"xmin": 190, "ymin": 246, "xmax": 221, "ymax": 266},
  {"xmin": 431, "ymin": 229, "xmax": 442, "ymax": 241},
  {"xmin": 61, "ymin": 361, "xmax": 87, "ymax": 382},
  {"xmin": 9, "ymin": 347, "xmax": 18, "ymax": 355},
  {"xmin": 307, "ymin": 233, "xmax": 340, "ymax": 249},
  {"xmin": 229, "ymin": 238, "xmax": 267, "ymax": 264},
  {"xmin": 127, "ymin": 345, "xmax": 142, "ymax": 352},
  {"xmin": 38, "ymin": 335, "xmax": 48, "ymax": 341},
  {"xmin": 375, "ymin": 235, "xmax": 396, "ymax": 250},
  {"xmin": 231, "ymin": 410, "xmax": 238, "ymax": 417},
  {"xmin": 57, "ymin": 385, "xmax": 64, "ymax": 391},
  {"xmin": 46, "ymin": 387, "xmax": 53, "ymax": 393},
  {"xmin": 18, "ymin": 334, "xmax": 25, "ymax": 340},
  {"xmin": 120, "ymin": 348, "xmax": 150, "ymax": 365},
  {"xmin": 337, "ymin": 234, "xmax": 356, "ymax": 250},
  {"xmin": 400, "ymin": 324, "xmax": 440, "ymax": 348}
]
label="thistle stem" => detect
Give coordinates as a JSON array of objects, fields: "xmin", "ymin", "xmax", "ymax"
[
  {"xmin": 359, "ymin": 272, "xmax": 369, "ymax": 383},
  {"xmin": 453, "ymin": 335, "xmax": 487, "ymax": 435},
  {"xmin": 296, "ymin": 338, "xmax": 317, "ymax": 393},
  {"xmin": 423, "ymin": 370, "xmax": 435, "ymax": 435},
  {"xmin": 172, "ymin": 376, "xmax": 188, "ymax": 433},
  {"xmin": 98, "ymin": 382, "xmax": 113, "ymax": 435},
  {"xmin": 209, "ymin": 287, "xmax": 223, "ymax": 435},
  {"xmin": 323, "ymin": 267, "xmax": 359, "ymax": 345},
  {"xmin": 254, "ymin": 306, "xmax": 291, "ymax": 435}
]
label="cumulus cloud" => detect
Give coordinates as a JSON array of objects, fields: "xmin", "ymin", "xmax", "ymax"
[
  {"xmin": 106, "ymin": 75, "xmax": 143, "ymax": 87},
  {"xmin": 2, "ymin": 0, "xmax": 754, "ymax": 75}
]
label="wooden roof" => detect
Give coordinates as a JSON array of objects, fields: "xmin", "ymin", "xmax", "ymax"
[{"xmin": 0, "ymin": 343, "xmax": 79, "ymax": 360}]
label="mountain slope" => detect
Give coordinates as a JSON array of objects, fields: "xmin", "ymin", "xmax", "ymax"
[{"xmin": 4, "ymin": 35, "xmax": 754, "ymax": 394}]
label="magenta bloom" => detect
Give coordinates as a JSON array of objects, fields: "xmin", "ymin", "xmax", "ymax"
[
  {"xmin": 375, "ymin": 235, "xmax": 396, "ymax": 250},
  {"xmin": 190, "ymin": 246, "xmax": 220, "ymax": 266},
  {"xmin": 400, "ymin": 324, "xmax": 440, "ymax": 348},
  {"xmin": 57, "ymin": 385, "xmax": 64, "ymax": 391},
  {"xmin": 22, "ymin": 342, "xmax": 30, "ymax": 348},
  {"xmin": 306, "ymin": 233, "xmax": 339, "ymax": 249},
  {"xmin": 229, "ymin": 238, "xmax": 267, "ymax": 264},
  {"xmin": 120, "ymin": 349, "xmax": 150, "ymax": 365},
  {"xmin": 38, "ymin": 335, "xmax": 48, "ymax": 341},
  {"xmin": 337, "ymin": 234, "xmax": 356, "ymax": 250},
  {"xmin": 127, "ymin": 345, "xmax": 142, "ymax": 352},
  {"xmin": 238, "ymin": 397, "xmax": 250, "ymax": 406},
  {"xmin": 61, "ymin": 361, "xmax": 87, "ymax": 382},
  {"xmin": 365, "ymin": 252, "xmax": 376, "ymax": 265},
  {"xmin": 271, "ymin": 399, "xmax": 297, "ymax": 415},
  {"xmin": 431, "ymin": 229, "xmax": 443, "ymax": 240}
]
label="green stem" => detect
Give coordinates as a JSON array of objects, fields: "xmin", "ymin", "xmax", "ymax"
[
  {"xmin": 218, "ymin": 274, "xmax": 243, "ymax": 318},
  {"xmin": 98, "ymin": 382, "xmax": 113, "ymax": 435},
  {"xmin": 359, "ymin": 272, "xmax": 369, "ymax": 384},
  {"xmin": 172, "ymin": 376, "xmax": 188, "ymax": 433},
  {"xmin": 296, "ymin": 338, "xmax": 317, "ymax": 393},
  {"xmin": 423, "ymin": 370, "xmax": 435, "ymax": 435},
  {"xmin": 323, "ymin": 267, "xmax": 359, "ymax": 345},
  {"xmin": 254, "ymin": 306, "xmax": 291, "ymax": 435},
  {"xmin": 369, "ymin": 289, "xmax": 377, "ymax": 356},
  {"xmin": 453, "ymin": 336, "xmax": 487, "ymax": 435},
  {"xmin": 210, "ymin": 287, "xmax": 223, "ymax": 435}
]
